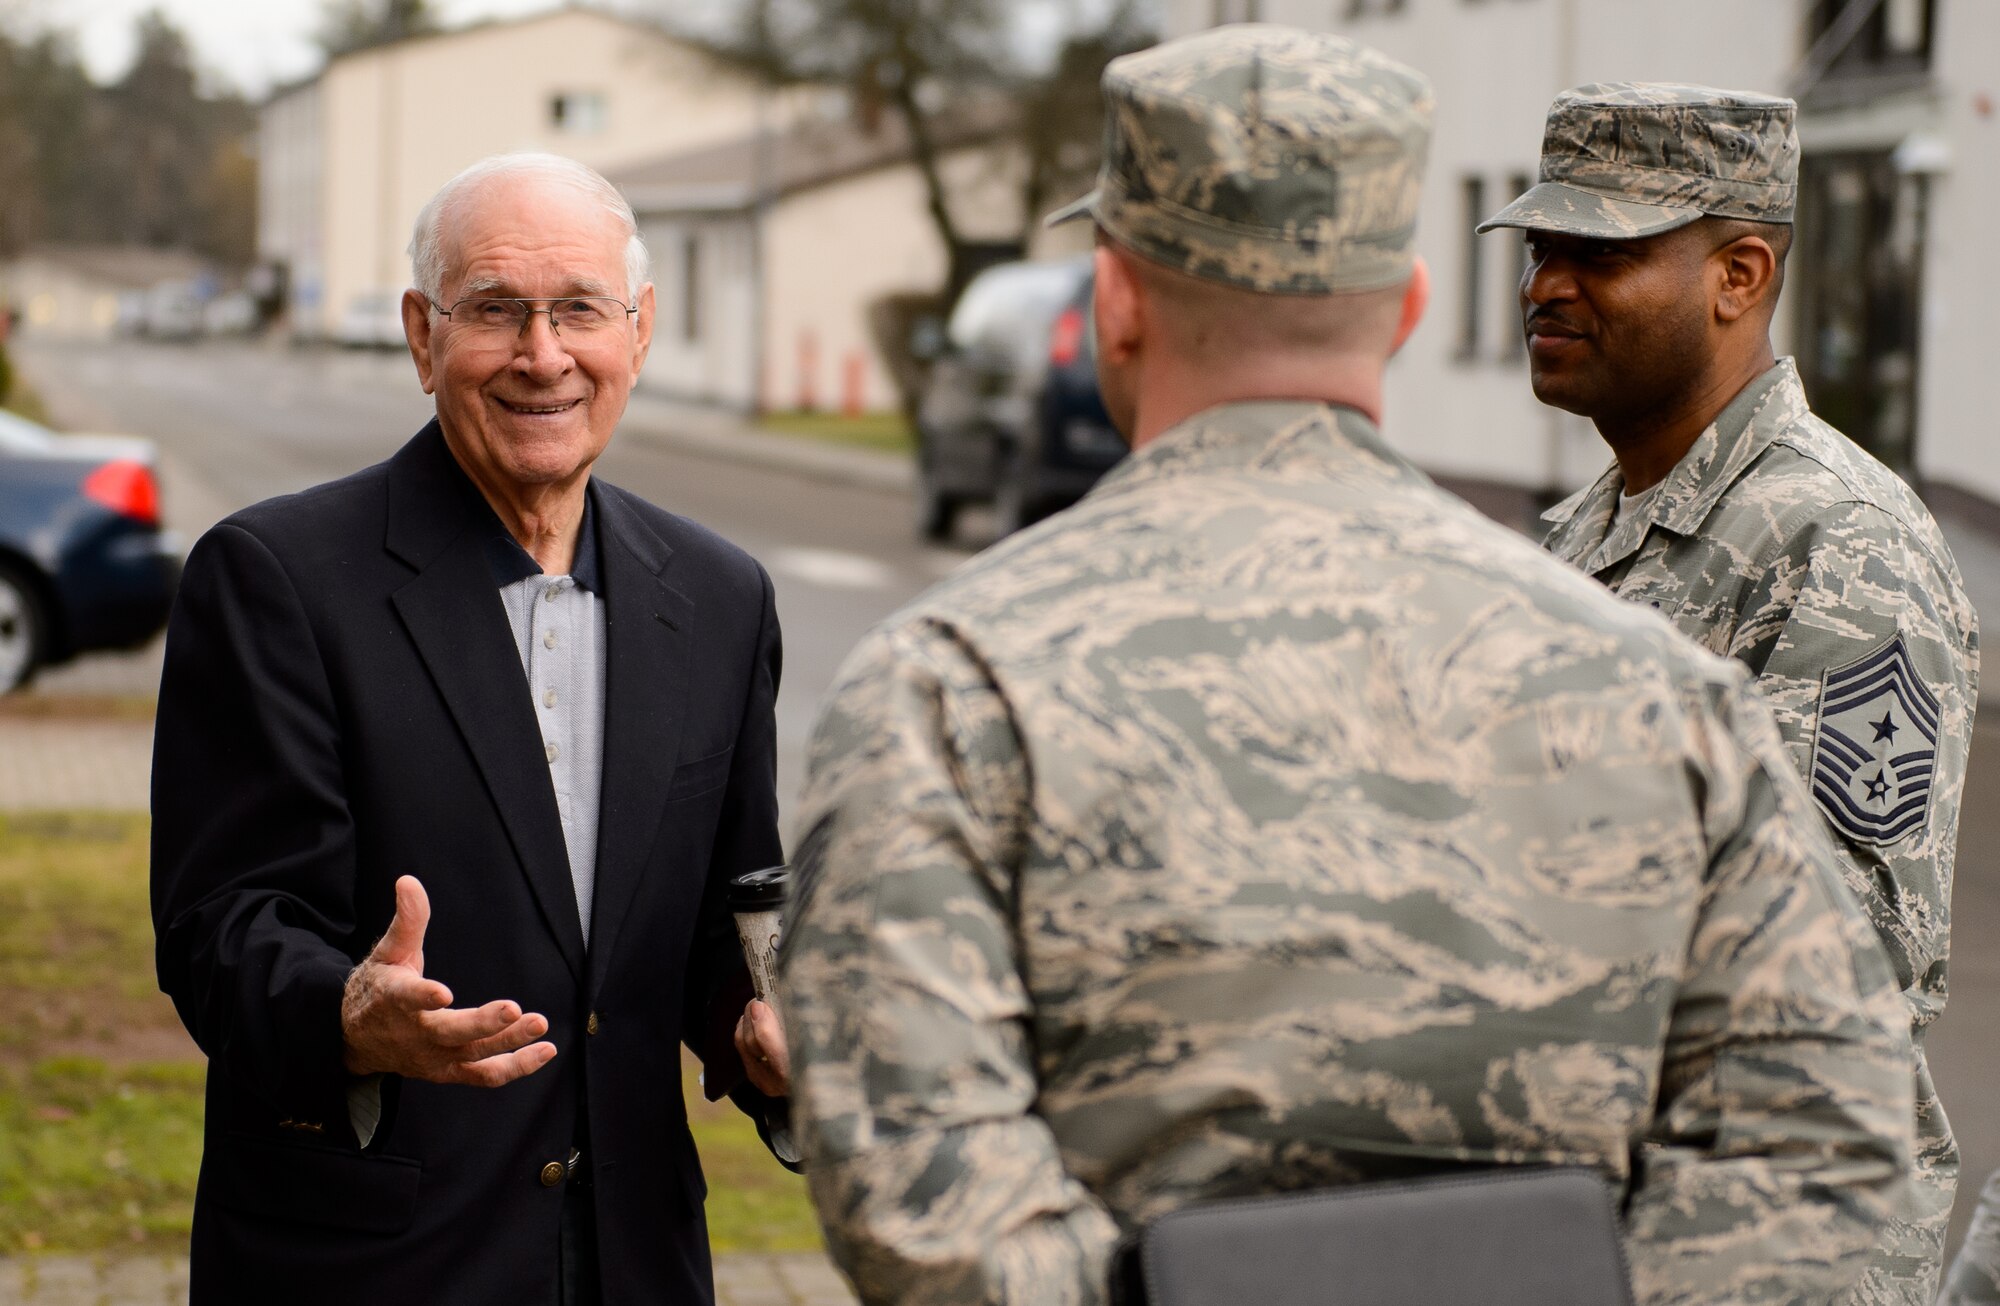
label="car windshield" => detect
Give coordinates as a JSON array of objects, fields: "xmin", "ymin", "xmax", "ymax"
[
  {"xmin": 0, "ymin": 408, "xmax": 55, "ymax": 455},
  {"xmin": 946, "ymin": 259, "xmax": 1090, "ymax": 364}
]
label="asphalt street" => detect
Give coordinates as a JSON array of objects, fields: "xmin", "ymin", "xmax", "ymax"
[{"xmin": 14, "ymin": 336, "xmax": 2000, "ymax": 1265}]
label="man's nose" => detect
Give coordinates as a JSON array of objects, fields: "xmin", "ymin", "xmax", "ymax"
[
  {"xmin": 1522, "ymin": 250, "xmax": 1576, "ymax": 308},
  {"xmin": 512, "ymin": 311, "xmax": 573, "ymax": 377}
]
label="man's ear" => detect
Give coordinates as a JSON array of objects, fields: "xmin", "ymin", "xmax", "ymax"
[
  {"xmin": 1390, "ymin": 256, "xmax": 1430, "ymax": 355},
  {"xmin": 1713, "ymin": 236, "xmax": 1778, "ymax": 325},
  {"xmin": 630, "ymin": 282, "xmax": 656, "ymax": 378},
  {"xmin": 1092, "ymin": 242, "xmax": 1144, "ymax": 366},
  {"xmin": 402, "ymin": 290, "xmax": 437, "ymax": 395}
]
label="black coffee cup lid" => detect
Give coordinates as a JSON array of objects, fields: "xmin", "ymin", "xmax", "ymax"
[{"xmin": 728, "ymin": 865, "xmax": 789, "ymax": 912}]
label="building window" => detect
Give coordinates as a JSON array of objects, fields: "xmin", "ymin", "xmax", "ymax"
[
  {"xmin": 682, "ymin": 234, "xmax": 701, "ymax": 344},
  {"xmin": 1802, "ymin": 0, "xmax": 1935, "ymax": 87},
  {"xmin": 1457, "ymin": 175, "xmax": 1484, "ymax": 360},
  {"xmin": 549, "ymin": 91, "xmax": 608, "ymax": 135},
  {"xmin": 1503, "ymin": 171, "xmax": 1530, "ymax": 358}
]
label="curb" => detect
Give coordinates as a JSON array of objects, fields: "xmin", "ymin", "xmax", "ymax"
[{"xmin": 618, "ymin": 393, "xmax": 914, "ymax": 496}]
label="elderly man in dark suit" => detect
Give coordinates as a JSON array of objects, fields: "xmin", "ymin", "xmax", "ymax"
[{"xmin": 150, "ymin": 152, "xmax": 791, "ymax": 1306}]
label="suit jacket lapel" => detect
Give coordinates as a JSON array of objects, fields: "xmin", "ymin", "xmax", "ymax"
[
  {"xmin": 384, "ymin": 425, "xmax": 586, "ymax": 983},
  {"xmin": 587, "ymin": 486, "xmax": 693, "ymax": 993}
]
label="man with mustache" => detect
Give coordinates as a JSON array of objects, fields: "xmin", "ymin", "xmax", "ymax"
[{"xmin": 1480, "ymin": 84, "xmax": 1977, "ymax": 1304}]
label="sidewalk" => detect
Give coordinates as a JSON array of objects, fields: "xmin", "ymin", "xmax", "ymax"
[{"xmin": 0, "ymin": 1251, "xmax": 855, "ymax": 1305}]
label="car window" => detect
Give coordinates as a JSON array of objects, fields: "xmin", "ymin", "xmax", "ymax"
[{"xmin": 0, "ymin": 408, "xmax": 55, "ymax": 455}]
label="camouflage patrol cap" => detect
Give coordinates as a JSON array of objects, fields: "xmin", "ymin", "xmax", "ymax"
[
  {"xmin": 1045, "ymin": 23, "xmax": 1433, "ymax": 294},
  {"xmin": 1479, "ymin": 83, "xmax": 1798, "ymax": 240}
]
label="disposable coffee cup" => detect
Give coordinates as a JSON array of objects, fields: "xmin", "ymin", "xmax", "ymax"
[{"xmin": 728, "ymin": 865, "xmax": 788, "ymax": 1011}]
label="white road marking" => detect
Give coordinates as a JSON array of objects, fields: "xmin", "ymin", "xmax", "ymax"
[{"xmin": 768, "ymin": 547, "xmax": 899, "ymax": 591}]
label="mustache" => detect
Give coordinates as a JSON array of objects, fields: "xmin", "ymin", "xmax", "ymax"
[{"xmin": 1524, "ymin": 309, "xmax": 1587, "ymax": 338}]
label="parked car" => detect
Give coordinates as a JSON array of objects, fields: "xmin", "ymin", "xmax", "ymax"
[
  {"xmin": 334, "ymin": 291, "xmax": 408, "ymax": 349},
  {"xmin": 143, "ymin": 281, "xmax": 205, "ymax": 340},
  {"xmin": 0, "ymin": 409, "xmax": 180, "ymax": 693},
  {"xmin": 914, "ymin": 256, "xmax": 1126, "ymax": 542}
]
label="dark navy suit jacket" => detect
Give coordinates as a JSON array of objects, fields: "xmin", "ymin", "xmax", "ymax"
[{"xmin": 151, "ymin": 422, "xmax": 784, "ymax": 1303}]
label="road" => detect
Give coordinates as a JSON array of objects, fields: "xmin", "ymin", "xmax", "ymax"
[
  {"xmin": 16, "ymin": 336, "xmax": 974, "ymax": 821},
  {"xmin": 15, "ymin": 336, "xmax": 2000, "ymax": 1265}
]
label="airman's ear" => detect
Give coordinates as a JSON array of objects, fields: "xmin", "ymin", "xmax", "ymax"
[
  {"xmin": 1092, "ymin": 242, "xmax": 1145, "ymax": 367},
  {"xmin": 403, "ymin": 290, "xmax": 437, "ymax": 395},
  {"xmin": 1390, "ymin": 256, "xmax": 1430, "ymax": 355},
  {"xmin": 1714, "ymin": 236, "xmax": 1779, "ymax": 325}
]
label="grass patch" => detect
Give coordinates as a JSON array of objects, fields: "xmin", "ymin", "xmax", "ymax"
[
  {"xmin": 0, "ymin": 1057, "xmax": 203, "ymax": 1253},
  {"xmin": 757, "ymin": 410, "xmax": 914, "ymax": 455},
  {"xmin": 1, "ymin": 378, "xmax": 52, "ymax": 427},
  {"xmin": 685, "ymin": 1058, "xmax": 823, "ymax": 1253},
  {"xmin": 0, "ymin": 694, "xmax": 158, "ymax": 723},
  {"xmin": 0, "ymin": 810, "xmax": 821, "ymax": 1256}
]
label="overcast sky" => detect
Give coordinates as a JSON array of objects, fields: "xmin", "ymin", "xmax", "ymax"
[{"xmin": 16, "ymin": 0, "xmax": 1119, "ymax": 98}]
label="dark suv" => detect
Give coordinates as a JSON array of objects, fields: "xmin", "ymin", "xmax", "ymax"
[{"xmin": 914, "ymin": 257, "xmax": 1126, "ymax": 542}]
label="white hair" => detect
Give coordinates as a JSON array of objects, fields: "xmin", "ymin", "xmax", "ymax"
[{"xmin": 407, "ymin": 152, "xmax": 650, "ymax": 304}]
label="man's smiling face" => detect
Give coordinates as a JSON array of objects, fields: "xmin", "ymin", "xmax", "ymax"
[
  {"xmin": 406, "ymin": 172, "xmax": 654, "ymax": 497},
  {"xmin": 1517, "ymin": 225, "xmax": 1712, "ymax": 429}
]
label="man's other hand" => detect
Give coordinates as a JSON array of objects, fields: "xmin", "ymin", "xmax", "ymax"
[
  {"xmin": 341, "ymin": 876, "xmax": 557, "ymax": 1086},
  {"xmin": 735, "ymin": 999, "xmax": 789, "ymax": 1097}
]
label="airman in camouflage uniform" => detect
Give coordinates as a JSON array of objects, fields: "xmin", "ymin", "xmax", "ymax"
[
  {"xmin": 1482, "ymin": 84, "xmax": 1978, "ymax": 1304},
  {"xmin": 781, "ymin": 30, "xmax": 1915, "ymax": 1306},
  {"xmin": 1941, "ymin": 1171, "xmax": 2000, "ymax": 1304}
]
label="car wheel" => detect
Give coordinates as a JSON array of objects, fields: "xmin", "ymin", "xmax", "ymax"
[
  {"xmin": 915, "ymin": 454, "xmax": 959, "ymax": 543},
  {"xmin": 992, "ymin": 451, "xmax": 1041, "ymax": 541},
  {"xmin": 0, "ymin": 560, "xmax": 47, "ymax": 695}
]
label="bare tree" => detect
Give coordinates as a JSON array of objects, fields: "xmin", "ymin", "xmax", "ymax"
[
  {"xmin": 315, "ymin": 0, "xmax": 440, "ymax": 58},
  {"xmin": 691, "ymin": 0, "xmax": 1152, "ymax": 302}
]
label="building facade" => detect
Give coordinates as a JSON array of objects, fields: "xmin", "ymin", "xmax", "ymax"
[
  {"xmin": 256, "ymin": 7, "xmax": 808, "ymax": 340},
  {"xmin": 1170, "ymin": 0, "xmax": 1999, "ymax": 509}
]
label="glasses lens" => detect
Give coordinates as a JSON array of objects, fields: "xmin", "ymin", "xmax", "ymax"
[
  {"xmin": 553, "ymin": 298, "xmax": 624, "ymax": 332},
  {"xmin": 458, "ymin": 298, "xmax": 529, "ymax": 332}
]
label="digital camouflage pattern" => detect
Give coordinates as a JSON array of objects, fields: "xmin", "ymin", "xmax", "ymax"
[
  {"xmin": 1543, "ymin": 359, "xmax": 1979, "ymax": 1304},
  {"xmin": 1940, "ymin": 1170, "xmax": 2000, "ymax": 1305},
  {"xmin": 1045, "ymin": 24, "xmax": 1432, "ymax": 294},
  {"xmin": 1478, "ymin": 82, "xmax": 1797, "ymax": 240},
  {"xmin": 781, "ymin": 400, "xmax": 1916, "ymax": 1306}
]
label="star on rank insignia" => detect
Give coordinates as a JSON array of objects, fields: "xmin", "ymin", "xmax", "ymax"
[{"xmin": 1809, "ymin": 632, "xmax": 1941, "ymax": 847}]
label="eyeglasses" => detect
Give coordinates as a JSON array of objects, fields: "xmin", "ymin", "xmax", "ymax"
[{"xmin": 433, "ymin": 295, "xmax": 638, "ymax": 338}]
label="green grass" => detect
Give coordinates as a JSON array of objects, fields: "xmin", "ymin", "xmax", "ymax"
[
  {"xmin": 0, "ymin": 378, "xmax": 52, "ymax": 426},
  {"xmin": 0, "ymin": 810, "xmax": 821, "ymax": 1255},
  {"xmin": 758, "ymin": 410, "xmax": 914, "ymax": 455}
]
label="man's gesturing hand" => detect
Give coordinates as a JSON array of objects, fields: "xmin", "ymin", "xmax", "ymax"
[{"xmin": 341, "ymin": 876, "xmax": 557, "ymax": 1086}]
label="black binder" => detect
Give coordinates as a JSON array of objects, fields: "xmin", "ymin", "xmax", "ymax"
[{"xmin": 1127, "ymin": 1167, "xmax": 1636, "ymax": 1306}]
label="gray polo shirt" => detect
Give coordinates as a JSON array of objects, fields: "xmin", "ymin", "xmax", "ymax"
[
  {"xmin": 350, "ymin": 489, "xmax": 609, "ymax": 1147},
  {"xmin": 486, "ymin": 490, "xmax": 608, "ymax": 944}
]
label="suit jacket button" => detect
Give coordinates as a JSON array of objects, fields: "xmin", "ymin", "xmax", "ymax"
[
  {"xmin": 540, "ymin": 1161, "xmax": 566, "ymax": 1188},
  {"xmin": 586, "ymin": 1012, "xmax": 600, "ymax": 1036}
]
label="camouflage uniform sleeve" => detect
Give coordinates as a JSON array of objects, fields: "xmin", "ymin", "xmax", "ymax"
[
  {"xmin": 1625, "ymin": 675, "xmax": 1916, "ymax": 1305},
  {"xmin": 1940, "ymin": 1169, "xmax": 2000, "ymax": 1304},
  {"xmin": 778, "ymin": 619, "xmax": 1121, "ymax": 1306},
  {"xmin": 1724, "ymin": 502, "xmax": 1976, "ymax": 1012}
]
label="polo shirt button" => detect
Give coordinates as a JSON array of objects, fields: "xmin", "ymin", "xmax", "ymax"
[
  {"xmin": 540, "ymin": 1161, "xmax": 565, "ymax": 1187},
  {"xmin": 545, "ymin": 743, "xmax": 559, "ymax": 764},
  {"xmin": 544, "ymin": 688, "xmax": 558, "ymax": 709},
  {"xmin": 545, "ymin": 630, "xmax": 558, "ymax": 649}
]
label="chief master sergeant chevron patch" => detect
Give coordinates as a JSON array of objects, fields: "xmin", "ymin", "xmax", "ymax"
[{"xmin": 1811, "ymin": 632, "xmax": 1941, "ymax": 847}]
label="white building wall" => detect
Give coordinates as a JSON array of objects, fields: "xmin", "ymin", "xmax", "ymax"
[
  {"xmin": 1168, "ymin": 0, "xmax": 1802, "ymax": 497},
  {"xmin": 256, "ymin": 82, "xmax": 325, "ymax": 331},
  {"xmin": 634, "ymin": 215, "xmax": 759, "ymax": 409},
  {"xmin": 760, "ymin": 144, "xmax": 1028, "ymax": 414},
  {"xmin": 288, "ymin": 10, "xmax": 788, "ymax": 336},
  {"xmin": 1912, "ymin": 1, "xmax": 2000, "ymax": 502}
]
